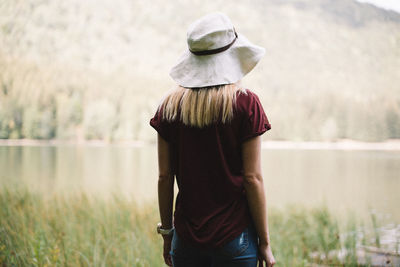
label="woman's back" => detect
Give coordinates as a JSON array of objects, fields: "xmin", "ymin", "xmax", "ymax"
[{"xmin": 150, "ymin": 87, "xmax": 271, "ymax": 247}]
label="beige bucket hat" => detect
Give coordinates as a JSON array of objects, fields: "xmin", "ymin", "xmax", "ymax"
[{"xmin": 169, "ymin": 12, "xmax": 265, "ymax": 88}]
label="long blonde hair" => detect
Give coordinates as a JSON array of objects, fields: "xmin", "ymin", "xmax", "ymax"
[{"xmin": 159, "ymin": 83, "xmax": 246, "ymax": 128}]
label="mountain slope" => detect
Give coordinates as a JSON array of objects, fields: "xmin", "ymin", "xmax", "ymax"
[{"xmin": 0, "ymin": 0, "xmax": 399, "ymax": 141}]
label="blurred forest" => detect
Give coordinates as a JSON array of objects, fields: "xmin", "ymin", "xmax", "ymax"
[{"xmin": 0, "ymin": 0, "xmax": 399, "ymax": 142}]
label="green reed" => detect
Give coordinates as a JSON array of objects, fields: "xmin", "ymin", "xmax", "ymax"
[
  {"xmin": 0, "ymin": 189, "xmax": 163, "ymax": 266},
  {"xmin": 0, "ymin": 189, "xmax": 384, "ymax": 266}
]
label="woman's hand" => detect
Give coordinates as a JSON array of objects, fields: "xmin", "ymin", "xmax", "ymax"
[
  {"xmin": 258, "ymin": 243, "xmax": 276, "ymax": 267},
  {"xmin": 162, "ymin": 235, "xmax": 173, "ymax": 266}
]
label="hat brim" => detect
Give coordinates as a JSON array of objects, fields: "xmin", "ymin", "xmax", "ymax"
[{"xmin": 169, "ymin": 33, "xmax": 265, "ymax": 88}]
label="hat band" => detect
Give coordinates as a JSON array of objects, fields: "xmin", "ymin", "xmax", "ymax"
[{"xmin": 189, "ymin": 31, "xmax": 238, "ymax": 56}]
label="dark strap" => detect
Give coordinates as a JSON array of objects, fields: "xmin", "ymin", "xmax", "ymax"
[{"xmin": 189, "ymin": 31, "xmax": 238, "ymax": 56}]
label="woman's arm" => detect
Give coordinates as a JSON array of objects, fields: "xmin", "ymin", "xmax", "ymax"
[
  {"xmin": 242, "ymin": 135, "xmax": 276, "ymax": 267},
  {"xmin": 157, "ymin": 134, "xmax": 174, "ymax": 266},
  {"xmin": 158, "ymin": 133, "xmax": 174, "ymax": 229}
]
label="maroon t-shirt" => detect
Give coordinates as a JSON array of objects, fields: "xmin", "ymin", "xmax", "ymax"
[{"xmin": 150, "ymin": 89, "xmax": 271, "ymax": 248}]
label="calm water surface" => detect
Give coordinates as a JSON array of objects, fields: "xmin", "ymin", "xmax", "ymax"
[{"xmin": 1, "ymin": 145, "xmax": 399, "ymax": 225}]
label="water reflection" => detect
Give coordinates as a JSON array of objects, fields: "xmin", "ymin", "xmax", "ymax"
[
  {"xmin": 1, "ymin": 145, "xmax": 399, "ymax": 224},
  {"xmin": 261, "ymin": 149, "xmax": 400, "ymax": 224},
  {"xmin": 0, "ymin": 145, "xmax": 158, "ymax": 203}
]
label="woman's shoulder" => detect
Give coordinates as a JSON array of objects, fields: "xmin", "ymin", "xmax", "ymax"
[{"xmin": 235, "ymin": 88, "xmax": 263, "ymax": 110}]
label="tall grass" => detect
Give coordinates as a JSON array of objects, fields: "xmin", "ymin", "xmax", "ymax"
[
  {"xmin": 0, "ymin": 189, "xmax": 386, "ymax": 266},
  {"xmin": 0, "ymin": 189, "xmax": 163, "ymax": 266}
]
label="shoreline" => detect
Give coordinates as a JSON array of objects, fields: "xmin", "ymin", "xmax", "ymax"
[
  {"xmin": 261, "ymin": 139, "xmax": 400, "ymax": 151},
  {"xmin": 1, "ymin": 138, "xmax": 400, "ymax": 150}
]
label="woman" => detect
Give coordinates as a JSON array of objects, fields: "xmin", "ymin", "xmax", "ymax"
[{"xmin": 150, "ymin": 12, "xmax": 276, "ymax": 267}]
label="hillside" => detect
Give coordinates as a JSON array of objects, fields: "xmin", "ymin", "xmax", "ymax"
[{"xmin": 0, "ymin": 0, "xmax": 399, "ymax": 141}]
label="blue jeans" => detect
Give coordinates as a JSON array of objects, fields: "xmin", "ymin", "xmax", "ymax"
[{"xmin": 170, "ymin": 225, "xmax": 258, "ymax": 267}]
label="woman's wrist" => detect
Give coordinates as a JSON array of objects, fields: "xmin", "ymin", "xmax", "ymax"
[
  {"xmin": 259, "ymin": 236, "xmax": 271, "ymax": 246},
  {"xmin": 162, "ymin": 234, "xmax": 173, "ymax": 241},
  {"xmin": 157, "ymin": 223, "xmax": 174, "ymax": 236}
]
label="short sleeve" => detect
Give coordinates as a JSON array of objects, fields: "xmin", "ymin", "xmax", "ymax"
[
  {"xmin": 149, "ymin": 107, "xmax": 171, "ymax": 142},
  {"xmin": 239, "ymin": 91, "xmax": 271, "ymax": 142}
]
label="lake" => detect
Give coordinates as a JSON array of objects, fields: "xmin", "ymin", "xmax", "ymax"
[{"xmin": 1, "ymin": 144, "xmax": 399, "ymax": 226}]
